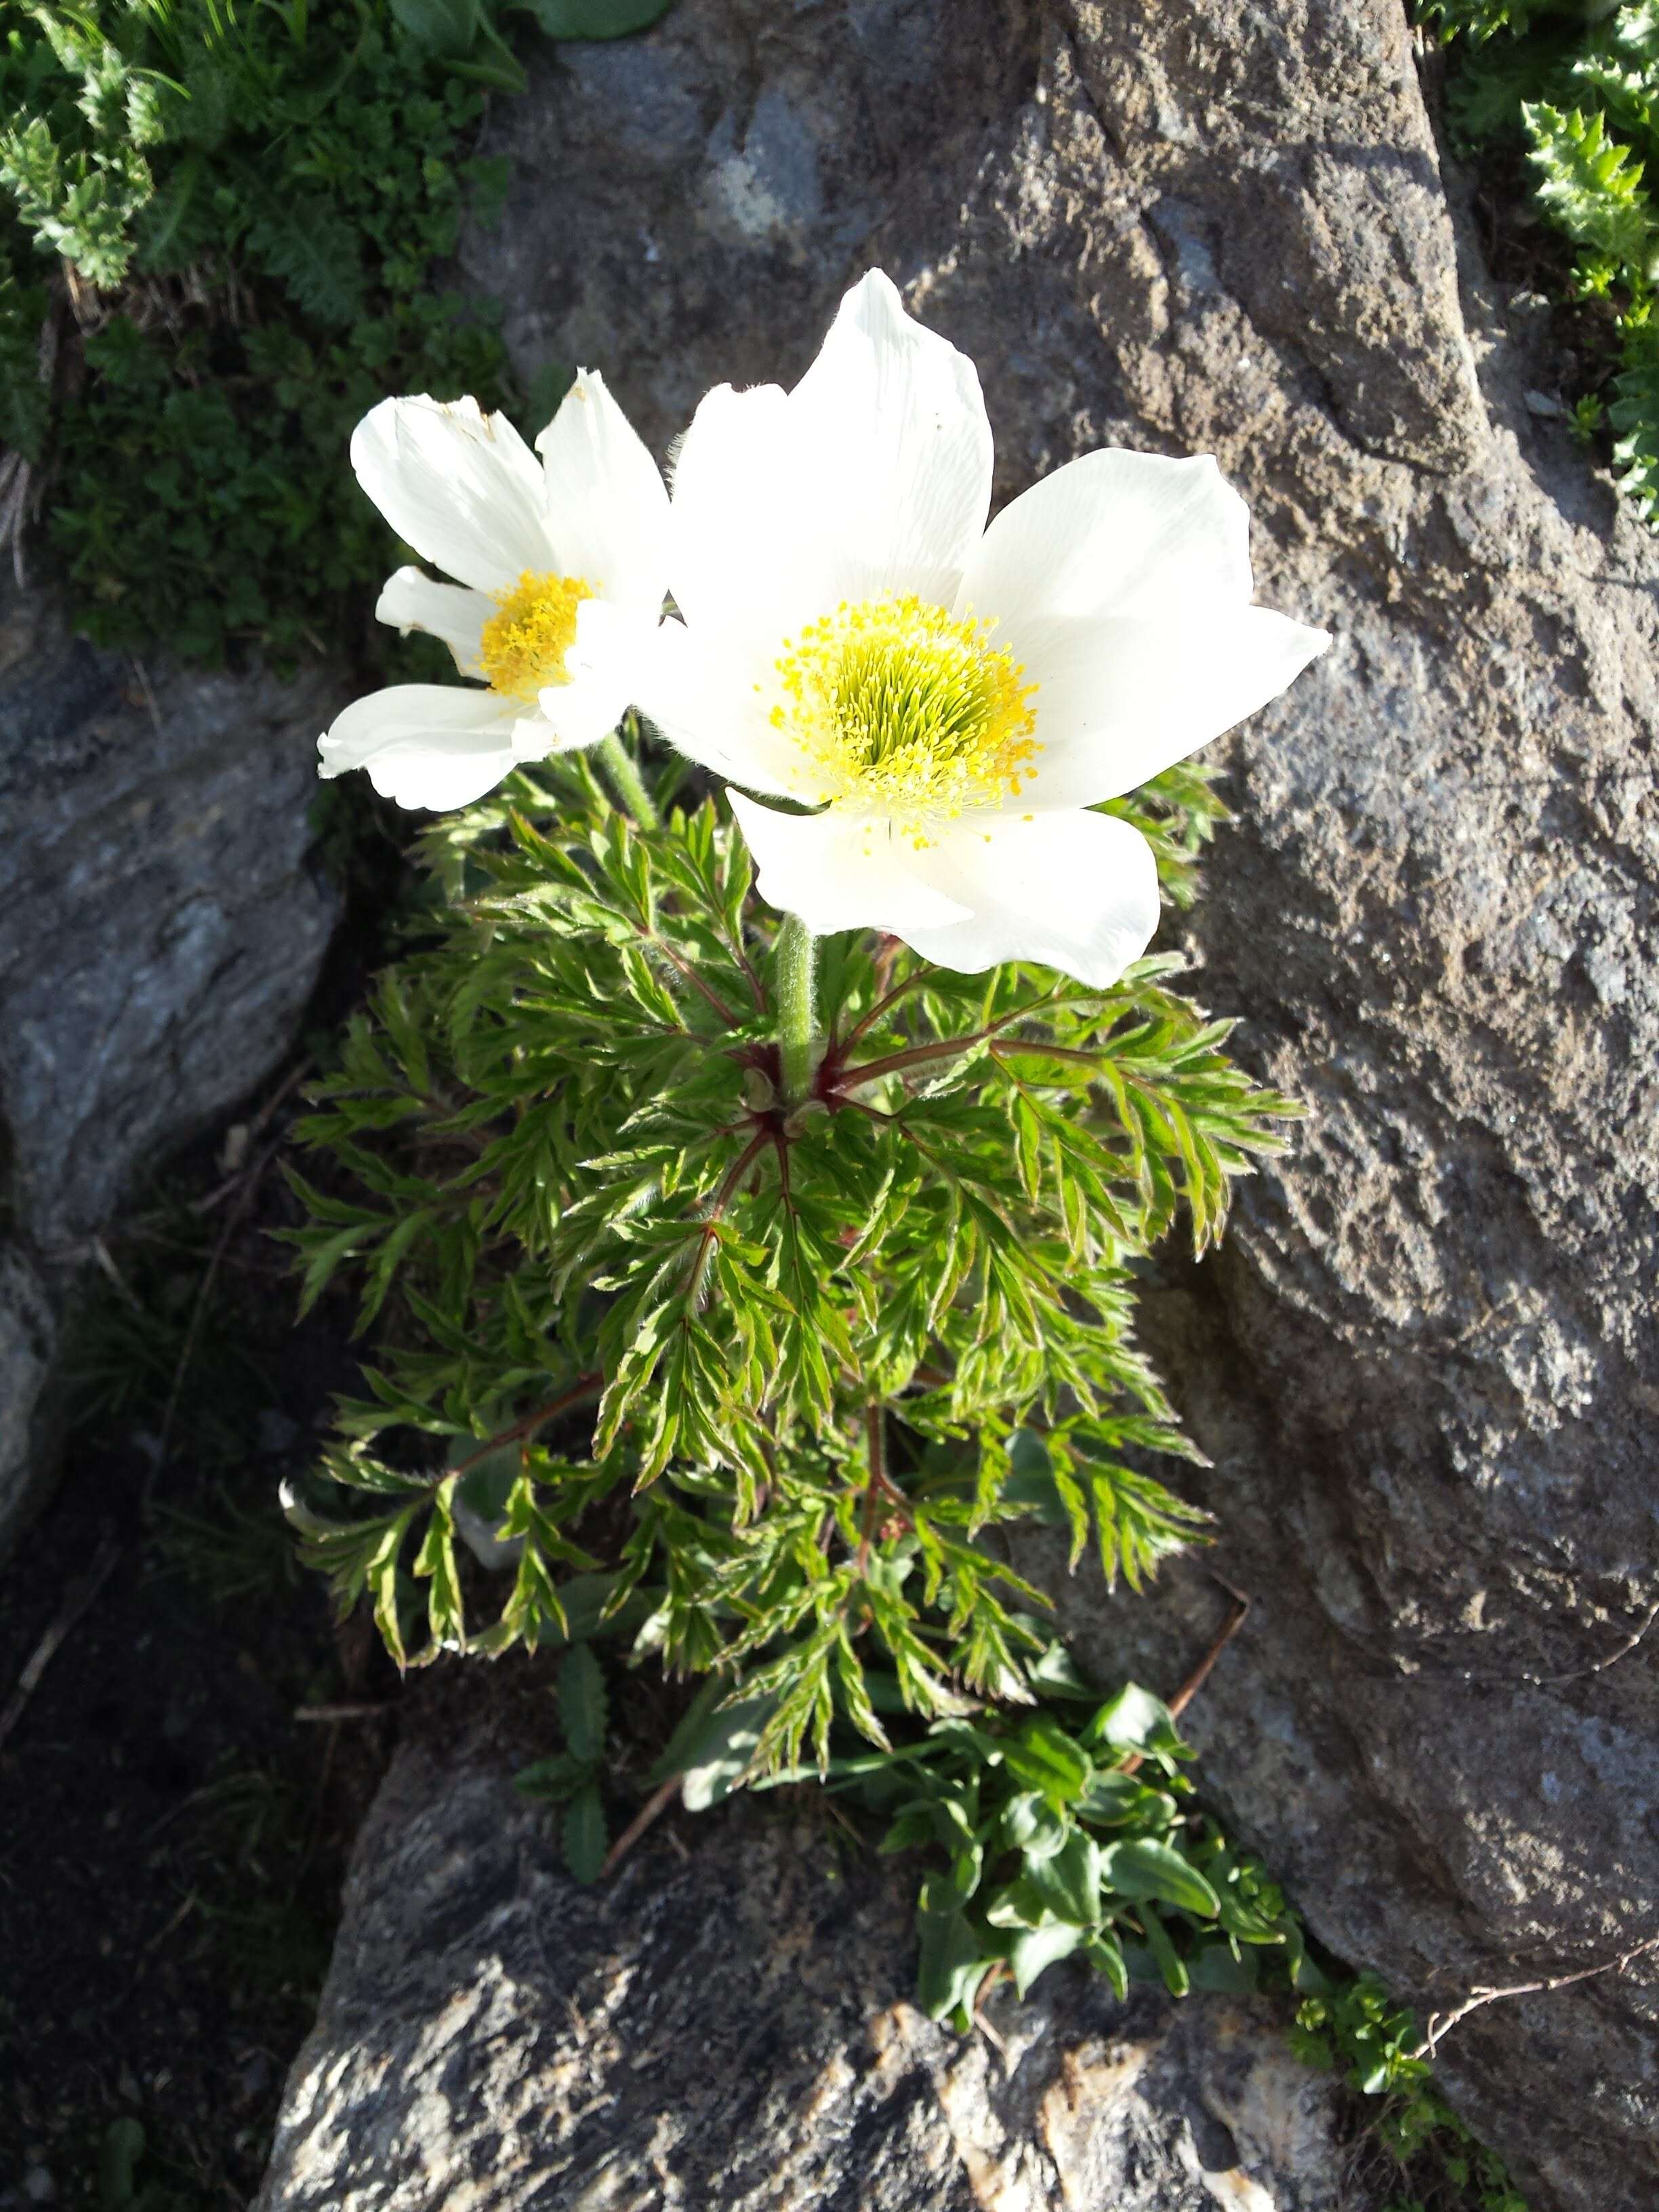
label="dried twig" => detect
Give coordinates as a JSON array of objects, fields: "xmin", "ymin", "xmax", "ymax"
[
  {"xmin": 127, "ymin": 655, "xmax": 164, "ymax": 739},
  {"xmin": 189, "ymin": 1057, "xmax": 312, "ymax": 1214},
  {"xmin": 1522, "ymin": 1599, "xmax": 1659, "ymax": 1688},
  {"xmin": 1168, "ymin": 1576, "xmax": 1251, "ymax": 1722},
  {"xmin": 447, "ymin": 1374, "xmax": 604, "ymax": 1480},
  {"xmin": 0, "ymin": 1528, "xmax": 122, "ymax": 1752},
  {"xmin": 147, "ymin": 1058, "xmax": 316, "ymax": 1502},
  {"xmin": 971, "ymin": 1957, "xmax": 1011, "ymax": 2030},
  {"xmin": 1120, "ymin": 1576, "xmax": 1250, "ymax": 1778},
  {"xmin": 89, "ymin": 1235, "xmax": 144, "ymax": 1311},
  {"xmin": 1413, "ymin": 1935, "xmax": 1659, "ymax": 2061},
  {"xmin": 293, "ymin": 1702, "xmax": 397, "ymax": 1724},
  {"xmin": 149, "ymin": 1134, "xmax": 283, "ymax": 1500},
  {"xmin": 0, "ymin": 451, "xmax": 33, "ymax": 586},
  {"xmin": 601, "ymin": 1772, "xmax": 683, "ymax": 1877},
  {"xmin": 140, "ymin": 1891, "xmax": 199, "ymax": 1956},
  {"xmin": 973, "ymin": 1996, "xmax": 1010, "ymax": 2060}
]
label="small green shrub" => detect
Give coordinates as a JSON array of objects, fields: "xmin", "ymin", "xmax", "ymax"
[
  {"xmin": 280, "ymin": 751, "xmax": 1279, "ymax": 1729},
  {"xmin": 1421, "ymin": 0, "xmax": 1659, "ymax": 523},
  {"xmin": 514, "ymin": 1642, "xmax": 615, "ymax": 1879},
  {"xmin": 754, "ymin": 1674, "xmax": 1313, "ymax": 2022},
  {"xmin": 1294, "ymin": 1975, "xmax": 1530, "ymax": 2211}
]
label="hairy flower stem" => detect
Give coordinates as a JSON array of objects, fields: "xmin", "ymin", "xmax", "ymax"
[
  {"xmin": 598, "ymin": 727, "xmax": 659, "ymax": 831},
  {"xmin": 775, "ymin": 916, "xmax": 820, "ymax": 1105}
]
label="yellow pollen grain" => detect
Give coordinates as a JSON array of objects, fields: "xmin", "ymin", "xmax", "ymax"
[
  {"xmin": 769, "ymin": 592, "xmax": 1039, "ymax": 844},
  {"xmin": 478, "ymin": 571, "xmax": 594, "ymax": 705}
]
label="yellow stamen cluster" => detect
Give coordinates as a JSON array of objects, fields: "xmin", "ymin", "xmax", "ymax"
[
  {"xmin": 769, "ymin": 593, "xmax": 1039, "ymax": 842},
  {"xmin": 478, "ymin": 571, "xmax": 594, "ymax": 704}
]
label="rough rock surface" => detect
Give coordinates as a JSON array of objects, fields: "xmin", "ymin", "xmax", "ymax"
[
  {"xmin": 0, "ymin": 577, "xmax": 339, "ymax": 1547},
  {"xmin": 0, "ymin": 1246, "xmax": 55, "ymax": 1550},
  {"xmin": 257, "ymin": 1732, "xmax": 1360, "ymax": 2212},
  {"xmin": 451, "ymin": 4, "xmax": 1659, "ymax": 2206}
]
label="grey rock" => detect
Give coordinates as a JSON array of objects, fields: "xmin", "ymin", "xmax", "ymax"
[
  {"xmin": 0, "ymin": 576, "xmax": 339, "ymax": 1546},
  {"xmin": 256, "ymin": 1732, "xmax": 1359, "ymax": 2212},
  {"xmin": 0, "ymin": 581, "xmax": 340, "ymax": 1252},
  {"xmin": 455, "ymin": 3, "xmax": 1659, "ymax": 2205},
  {"xmin": 0, "ymin": 1246, "xmax": 55, "ymax": 1574}
]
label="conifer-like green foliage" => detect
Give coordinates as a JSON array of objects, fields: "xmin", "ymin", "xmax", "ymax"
[
  {"xmin": 283, "ymin": 742, "xmax": 1292, "ymax": 1778},
  {"xmin": 1422, "ymin": 0, "xmax": 1659, "ymax": 525}
]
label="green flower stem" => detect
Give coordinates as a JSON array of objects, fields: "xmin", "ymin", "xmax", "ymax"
[
  {"xmin": 598, "ymin": 726, "xmax": 659, "ymax": 831},
  {"xmin": 775, "ymin": 915, "xmax": 820, "ymax": 1106}
]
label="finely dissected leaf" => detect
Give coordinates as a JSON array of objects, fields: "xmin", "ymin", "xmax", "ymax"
[
  {"xmin": 559, "ymin": 1641, "xmax": 609, "ymax": 1764},
  {"xmin": 1525, "ymin": 102, "xmax": 1658, "ymax": 272},
  {"xmin": 514, "ymin": 1750, "xmax": 593, "ymax": 1803},
  {"xmin": 562, "ymin": 1782, "xmax": 609, "ymax": 1882},
  {"xmin": 412, "ymin": 1474, "xmax": 466, "ymax": 1660}
]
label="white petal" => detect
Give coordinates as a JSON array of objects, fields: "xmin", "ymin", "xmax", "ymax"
[
  {"xmin": 665, "ymin": 382, "xmax": 838, "ymax": 636},
  {"xmin": 534, "ymin": 670, "xmax": 628, "ymax": 754},
  {"xmin": 1011, "ymin": 605, "xmax": 1331, "ymax": 809},
  {"xmin": 317, "ymin": 685, "xmax": 524, "ymax": 811},
  {"xmin": 960, "ymin": 451, "xmax": 1253, "ymax": 633},
  {"xmin": 787, "ymin": 269, "xmax": 994, "ymax": 610},
  {"xmin": 901, "ymin": 810, "xmax": 1160, "ymax": 986},
  {"xmin": 632, "ymin": 616, "xmax": 817, "ymax": 801},
  {"xmin": 351, "ymin": 395, "xmax": 553, "ymax": 597},
  {"xmin": 729, "ymin": 792, "xmax": 972, "ymax": 936},
  {"xmin": 666, "ymin": 273, "xmax": 994, "ymax": 642},
  {"xmin": 531, "ymin": 598, "xmax": 660, "ymax": 750},
  {"xmin": 510, "ymin": 716, "xmax": 556, "ymax": 763},
  {"xmin": 375, "ymin": 566, "xmax": 490, "ymax": 677},
  {"xmin": 535, "ymin": 369, "xmax": 670, "ymax": 620}
]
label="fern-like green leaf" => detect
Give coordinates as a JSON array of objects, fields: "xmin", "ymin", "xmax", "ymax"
[
  {"xmin": 1525, "ymin": 102, "xmax": 1658, "ymax": 276},
  {"xmin": 244, "ymin": 195, "xmax": 366, "ymax": 323}
]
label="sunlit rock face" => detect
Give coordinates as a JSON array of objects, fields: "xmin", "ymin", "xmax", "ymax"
[
  {"xmin": 474, "ymin": 5, "xmax": 1659, "ymax": 2205},
  {"xmin": 0, "ymin": 578, "xmax": 337, "ymax": 1549},
  {"xmin": 256, "ymin": 1734, "xmax": 1355, "ymax": 2212}
]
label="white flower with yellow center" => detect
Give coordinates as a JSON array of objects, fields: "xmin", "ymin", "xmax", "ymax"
[
  {"xmin": 636, "ymin": 270, "xmax": 1330, "ymax": 987},
  {"xmin": 317, "ymin": 375, "xmax": 668, "ymax": 811}
]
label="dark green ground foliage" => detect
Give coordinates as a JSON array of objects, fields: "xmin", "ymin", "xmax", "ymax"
[
  {"xmin": 0, "ymin": 0, "xmax": 670, "ymax": 666},
  {"xmin": 1422, "ymin": 0, "xmax": 1659, "ymax": 522}
]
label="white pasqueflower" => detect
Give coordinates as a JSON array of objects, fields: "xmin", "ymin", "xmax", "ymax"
[
  {"xmin": 635, "ymin": 270, "xmax": 1330, "ymax": 987},
  {"xmin": 317, "ymin": 375, "xmax": 668, "ymax": 811}
]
